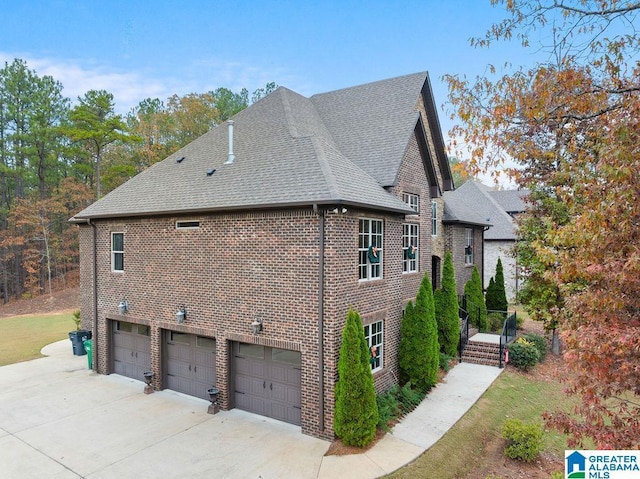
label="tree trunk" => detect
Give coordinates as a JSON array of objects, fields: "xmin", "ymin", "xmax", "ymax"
[{"xmin": 551, "ymin": 328, "xmax": 561, "ymax": 355}]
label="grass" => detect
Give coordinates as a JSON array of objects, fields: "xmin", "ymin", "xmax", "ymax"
[
  {"xmin": 0, "ymin": 312, "xmax": 74, "ymax": 366},
  {"xmin": 387, "ymin": 367, "xmax": 576, "ymax": 479}
]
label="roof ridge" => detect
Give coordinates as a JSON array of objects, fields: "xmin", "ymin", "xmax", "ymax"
[
  {"xmin": 278, "ymin": 87, "xmax": 300, "ymax": 138},
  {"xmin": 310, "ymin": 137, "xmax": 340, "ymax": 199}
]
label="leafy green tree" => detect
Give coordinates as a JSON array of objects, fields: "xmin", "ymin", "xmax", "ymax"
[
  {"xmin": 334, "ymin": 309, "xmax": 378, "ymax": 446},
  {"xmin": 464, "ymin": 266, "xmax": 487, "ymax": 331},
  {"xmin": 434, "ymin": 251, "xmax": 459, "ymax": 356},
  {"xmin": 446, "ymin": 0, "xmax": 640, "ymax": 448},
  {"xmin": 399, "ymin": 273, "xmax": 439, "ymax": 392},
  {"xmin": 65, "ymin": 90, "xmax": 138, "ymax": 199}
]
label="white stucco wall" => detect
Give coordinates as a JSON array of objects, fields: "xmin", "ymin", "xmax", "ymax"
[{"xmin": 484, "ymin": 240, "xmax": 519, "ymax": 302}]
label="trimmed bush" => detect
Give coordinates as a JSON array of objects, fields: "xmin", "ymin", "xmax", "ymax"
[
  {"xmin": 434, "ymin": 252, "xmax": 460, "ymax": 357},
  {"xmin": 334, "ymin": 309, "xmax": 378, "ymax": 446},
  {"xmin": 501, "ymin": 419, "xmax": 543, "ymax": 462},
  {"xmin": 464, "ymin": 266, "xmax": 487, "ymax": 331},
  {"xmin": 397, "ymin": 382, "xmax": 425, "ymax": 411},
  {"xmin": 376, "ymin": 386, "xmax": 401, "ymax": 431},
  {"xmin": 508, "ymin": 338, "xmax": 540, "ymax": 371},
  {"xmin": 522, "ymin": 333, "xmax": 547, "ymax": 362},
  {"xmin": 487, "ymin": 312, "xmax": 505, "ymax": 333},
  {"xmin": 399, "ymin": 273, "xmax": 440, "ymax": 392}
]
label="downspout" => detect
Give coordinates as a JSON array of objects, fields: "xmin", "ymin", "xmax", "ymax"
[
  {"xmin": 88, "ymin": 219, "xmax": 98, "ymax": 371},
  {"xmin": 314, "ymin": 204, "xmax": 325, "ymax": 432}
]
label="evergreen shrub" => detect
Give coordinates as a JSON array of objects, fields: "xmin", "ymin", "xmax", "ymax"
[
  {"xmin": 501, "ymin": 419, "xmax": 543, "ymax": 462},
  {"xmin": 508, "ymin": 337, "xmax": 540, "ymax": 371},
  {"xmin": 521, "ymin": 333, "xmax": 547, "ymax": 362}
]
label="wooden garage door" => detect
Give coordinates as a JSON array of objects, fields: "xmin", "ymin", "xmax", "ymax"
[
  {"xmin": 233, "ymin": 343, "xmax": 301, "ymax": 425},
  {"xmin": 166, "ymin": 332, "xmax": 216, "ymax": 401},
  {"xmin": 113, "ymin": 321, "xmax": 151, "ymax": 380}
]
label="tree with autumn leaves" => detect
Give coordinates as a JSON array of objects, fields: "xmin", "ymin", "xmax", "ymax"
[{"xmin": 446, "ymin": 1, "xmax": 640, "ymax": 448}]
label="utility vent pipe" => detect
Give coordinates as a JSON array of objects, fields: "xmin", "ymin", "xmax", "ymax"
[{"xmin": 225, "ymin": 120, "xmax": 235, "ymax": 164}]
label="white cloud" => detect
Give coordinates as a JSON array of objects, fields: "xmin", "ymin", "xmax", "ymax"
[{"xmin": 0, "ymin": 52, "xmax": 172, "ymax": 114}]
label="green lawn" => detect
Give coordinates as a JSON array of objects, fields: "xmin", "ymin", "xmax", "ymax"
[
  {"xmin": 388, "ymin": 367, "xmax": 576, "ymax": 478},
  {"xmin": 0, "ymin": 312, "xmax": 74, "ymax": 366}
]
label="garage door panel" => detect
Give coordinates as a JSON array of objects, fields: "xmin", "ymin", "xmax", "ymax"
[
  {"xmin": 233, "ymin": 343, "xmax": 301, "ymax": 426},
  {"xmin": 112, "ymin": 322, "xmax": 150, "ymax": 381},
  {"xmin": 165, "ymin": 332, "xmax": 216, "ymax": 401}
]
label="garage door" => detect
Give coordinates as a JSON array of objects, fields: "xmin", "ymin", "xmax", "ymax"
[
  {"xmin": 233, "ymin": 343, "xmax": 301, "ymax": 425},
  {"xmin": 112, "ymin": 321, "xmax": 151, "ymax": 380},
  {"xmin": 166, "ymin": 331, "xmax": 216, "ymax": 401}
]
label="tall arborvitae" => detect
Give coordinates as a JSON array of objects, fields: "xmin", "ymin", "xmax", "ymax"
[
  {"xmin": 464, "ymin": 265, "xmax": 487, "ymax": 331},
  {"xmin": 493, "ymin": 257, "xmax": 509, "ymax": 313},
  {"xmin": 334, "ymin": 309, "xmax": 378, "ymax": 446},
  {"xmin": 399, "ymin": 273, "xmax": 439, "ymax": 392},
  {"xmin": 434, "ymin": 251, "xmax": 460, "ymax": 357},
  {"xmin": 486, "ymin": 258, "xmax": 508, "ymax": 314}
]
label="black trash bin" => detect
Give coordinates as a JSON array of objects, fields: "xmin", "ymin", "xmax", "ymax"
[{"xmin": 69, "ymin": 330, "xmax": 92, "ymax": 356}]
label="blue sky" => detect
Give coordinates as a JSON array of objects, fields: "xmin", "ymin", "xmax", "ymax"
[{"xmin": 1, "ymin": 1, "xmax": 531, "ymax": 148}]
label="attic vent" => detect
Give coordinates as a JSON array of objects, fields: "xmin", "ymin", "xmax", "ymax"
[
  {"xmin": 176, "ymin": 221, "xmax": 200, "ymax": 229},
  {"xmin": 176, "ymin": 156, "xmax": 185, "ymax": 163},
  {"xmin": 206, "ymin": 168, "xmax": 216, "ymax": 176}
]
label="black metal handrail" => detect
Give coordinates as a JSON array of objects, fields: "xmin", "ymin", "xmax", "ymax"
[
  {"xmin": 499, "ymin": 311, "xmax": 517, "ymax": 368},
  {"xmin": 459, "ymin": 306, "xmax": 469, "ymax": 359}
]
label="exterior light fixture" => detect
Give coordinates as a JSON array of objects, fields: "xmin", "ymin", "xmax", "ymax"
[
  {"xmin": 251, "ymin": 318, "xmax": 263, "ymax": 335},
  {"xmin": 207, "ymin": 387, "xmax": 220, "ymax": 414},
  {"xmin": 176, "ymin": 306, "xmax": 186, "ymax": 324},
  {"xmin": 118, "ymin": 300, "xmax": 128, "ymax": 315},
  {"xmin": 143, "ymin": 371, "xmax": 154, "ymax": 394}
]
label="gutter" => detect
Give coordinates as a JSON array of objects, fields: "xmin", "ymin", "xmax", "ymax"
[
  {"xmin": 314, "ymin": 204, "xmax": 325, "ymax": 432},
  {"xmin": 87, "ymin": 219, "xmax": 98, "ymax": 372}
]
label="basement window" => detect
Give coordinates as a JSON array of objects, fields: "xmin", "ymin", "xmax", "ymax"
[{"xmin": 176, "ymin": 221, "xmax": 200, "ymax": 230}]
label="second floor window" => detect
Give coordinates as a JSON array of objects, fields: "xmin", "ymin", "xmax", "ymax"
[
  {"xmin": 431, "ymin": 200, "xmax": 438, "ymax": 236},
  {"xmin": 359, "ymin": 218, "xmax": 383, "ymax": 280},
  {"xmin": 402, "ymin": 223, "xmax": 418, "ymax": 273},
  {"xmin": 465, "ymin": 228, "xmax": 474, "ymax": 265},
  {"xmin": 112, "ymin": 233, "xmax": 124, "ymax": 272},
  {"xmin": 402, "ymin": 192, "xmax": 419, "ymax": 213}
]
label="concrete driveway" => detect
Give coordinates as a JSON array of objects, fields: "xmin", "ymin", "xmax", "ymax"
[
  {"xmin": 0, "ymin": 340, "xmax": 502, "ymax": 479},
  {"xmin": 0, "ymin": 340, "xmax": 329, "ymax": 479}
]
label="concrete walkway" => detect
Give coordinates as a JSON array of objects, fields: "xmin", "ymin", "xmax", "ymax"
[{"xmin": 0, "ymin": 340, "xmax": 502, "ymax": 479}]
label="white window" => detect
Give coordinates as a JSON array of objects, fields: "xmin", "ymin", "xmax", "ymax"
[
  {"xmin": 431, "ymin": 200, "xmax": 438, "ymax": 236},
  {"xmin": 465, "ymin": 228, "xmax": 474, "ymax": 265},
  {"xmin": 364, "ymin": 321, "xmax": 383, "ymax": 372},
  {"xmin": 359, "ymin": 218, "xmax": 383, "ymax": 280},
  {"xmin": 111, "ymin": 233, "xmax": 124, "ymax": 272},
  {"xmin": 402, "ymin": 192, "xmax": 419, "ymax": 213},
  {"xmin": 402, "ymin": 223, "xmax": 419, "ymax": 273}
]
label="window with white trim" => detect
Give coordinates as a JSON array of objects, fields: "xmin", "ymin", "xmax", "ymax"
[
  {"xmin": 465, "ymin": 228, "xmax": 474, "ymax": 265},
  {"xmin": 402, "ymin": 223, "xmax": 419, "ymax": 273},
  {"xmin": 431, "ymin": 200, "xmax": 438, "ymax": 236},
  {"xmin": 111, "ymin": 232, "xmax": 124, "ymax": 272},
  {"xmin": 358, "ymin": 218, "xmax": 383, "ymax": 280},
  {"xmin": 364, "ymin": 321, "xmax": 383, "ymax": 372},
  {"xmin": 402, "ymin": 192, "xmax": 419, "ymax": 213}
]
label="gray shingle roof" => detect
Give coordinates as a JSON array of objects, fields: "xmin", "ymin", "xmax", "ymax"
[
  {"xmin": 311, "ymin": 72, "xmax": 427, "ymax": 187},
  {"xmin": 488, "ymin": 189, "xmax": 529, "ymax": 214},
  {"xmin": 73, "ymin": 75, "xmax": 430, "ymax": 221},
  {"xmin": 443, "ymin": 180, "xmax": 519, "ymax": 239}
]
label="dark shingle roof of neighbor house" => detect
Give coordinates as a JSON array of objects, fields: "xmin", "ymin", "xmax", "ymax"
[
  {"xmin": 443, "ymin": 180, "xmax": 525, "ymax": 240},
  {"xmin": 488, "ymin": 189, "xmax": 529, "ymax": 215},
  {"xmin": 72, "ymin": 72, "xmax": 434, "ymax": 221}
]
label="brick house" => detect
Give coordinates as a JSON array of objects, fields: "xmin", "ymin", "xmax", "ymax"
[
  {"xmin": 71, "ymin": 72, "xmax": 485, "ymax": 440},
  {"xmin": 444, "ymin": 180, "xmax": 528, "ymax": 300}
]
